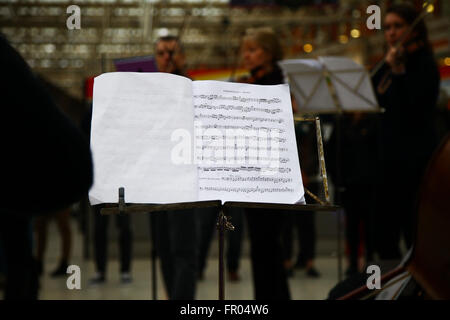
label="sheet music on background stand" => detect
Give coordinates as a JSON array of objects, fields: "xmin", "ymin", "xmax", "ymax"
[
  {"xmin": 279, "ymin": 57, "xmax": 382, "ymax": 282},
  {"xmin": 279, "ymin": 57, "xmax": 380, "ymax": 114}
]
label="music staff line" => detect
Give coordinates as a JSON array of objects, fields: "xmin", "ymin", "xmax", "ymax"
[
  {"xmin": 199, "ymin": 186, "xmax": 295, "ymax": 194},
  {"xmin": 199, "ymin": 166, "xmax": 292, "ymax": 173},
  {"xmin": 196, "ymin": 156, "xmax": 289, "ymax": 163},
  {"xmin": 195, "ymin": 114, "xmax": 284, "ymax": 124},
  {"xmin": 195, "ymin": 124, "xmax": 285, "ymax": 134},
  {"xmin": 193, "ymin": 94, "xmax": 281, "ymax": 104},
  {"xmin": 199, "ymin": 175, "xmax": 293, "ymax": 183},
  {"xmin": 196, "ymin": 135, "xmax": 287, "ymax": 143},
  {"xmin": 194, "ymin": 104, "xmax": 282, "ymax": 114},
  {"xmin": 196, "ymin": 145, "xmax": 288, "ymax": 152}
]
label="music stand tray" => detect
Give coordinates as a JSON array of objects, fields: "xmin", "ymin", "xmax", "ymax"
[{"xmin": 101, "ymin": 188, "xmax": 339, "ymax": 300}]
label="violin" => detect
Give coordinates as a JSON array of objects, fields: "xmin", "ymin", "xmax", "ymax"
[
  {"xmin": 372, "ymin": 1, "xmax": 434, "ymax": 94},
  {"xmin": 236, "ymin": 65, "xmax": 270, "ymax": 84},
  {"xmin": 376, "ymin": 38, "xmax": 425, "ymax": 94}
]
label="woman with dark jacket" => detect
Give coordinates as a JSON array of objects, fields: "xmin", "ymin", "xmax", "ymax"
[
  {"xmin": 371, "ymin": 3, "xmax": 440, "ymax": 260},
  {"xmin": 238, "ymin": 27, "xmax": 291, "ymax": 300}
]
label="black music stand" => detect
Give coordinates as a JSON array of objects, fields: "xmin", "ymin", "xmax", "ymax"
[
  {"xmin": 101, "ymin": 187, "xmax": 339, "ymax": 300},
  {"xmin": 101, "ymin": 188, "xmax": 224, "ymax": 300}
]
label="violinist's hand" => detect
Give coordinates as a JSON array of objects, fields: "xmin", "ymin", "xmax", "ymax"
[{"xmin": 385, "ymin": 46, "xmax": 406, "ymax": 74}]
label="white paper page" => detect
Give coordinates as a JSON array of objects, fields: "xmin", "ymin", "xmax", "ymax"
[
  {"xmin": 192, "ymin": 80, "xmax": 305, "ymax": 204},
  {"xmin": 279, "ymin": 59, "xmax": 323, "ymax": 71},
  {"xmin": 89, "ymin": 72, "xmax": 198, "ymax": 205},
  {"xmin": 279, "ymin": 59, "xmax": 335, "ymax": 112},
  {"xmin": 319, "ymin": 57, "xmax": 378, "ymax": 111}
]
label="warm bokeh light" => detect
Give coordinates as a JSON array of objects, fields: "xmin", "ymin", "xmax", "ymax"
[
  {"xmin": 350, "ymin": 29, "xmax": 360, "ymax": 38},
  {"xmin": 339, "ymin": 35, "xmax": 349, "ymax": 44},
  {"xmin": 444, "ymin": 57, "xmax": 450, "ymax": 66},
  {"xmin": 303, "ymin": 43, "xmax": 313, "ymax": 53},
  {"xmin": 423, "ymin": 2, "xmax": 435, "ymax": 13}
]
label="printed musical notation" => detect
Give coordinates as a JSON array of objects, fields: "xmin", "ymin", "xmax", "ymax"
[
  {"xmin": 195, "ymin": 113, "xmax": 284, "ymax": 124},
  {"xmin": 199, "ymin": 186, "xmax": 295, "ymax": 194},
  {"xmin": 217, "ymin": 175, "xmax": 293, "ymax": 184},
  {"xmin": 196, "ymin": 156, "xmax": 289, "ymax": 164},
  {"xmin": 192, "ymin": 80, "xmax": 303, "ymax": 203},
  {"xmin": 199, "ymin": 166, "xmax": 292, "ymax": 173},
  {"xmin": 194, "ymin": 103, "xmax": 282, "ymax": 114},
  {"xmin": 195, "ymin": 135, "xmax": 287, "ymax": 143},
  {"xmin": 196, "ymin": 145, "xmax": 288, "ymax": 152},
  {"xmin": 196, "ymin": 124, "xmax": 285, "ymax": 134},
  {"xmin": 193, "ymin": 94, "xmax": 281, "ymax": 104}
]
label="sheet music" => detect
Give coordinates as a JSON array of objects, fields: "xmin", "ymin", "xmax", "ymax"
[
  {"xmin": 89, "ymin": 72, "xmax": 198, "ymax": 205},
  {"xmin": 192, "ymin": 80, "xmax": 305, "ymax": 204}
]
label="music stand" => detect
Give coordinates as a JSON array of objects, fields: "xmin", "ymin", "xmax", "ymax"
[
  {"xmin": 90, "ymin": 70, "xmax": 341, "ymax": 299},
  {"xmin": 101, "ymin": 188, "xmax": 339, "ymax": 300},
  {"xmin": 280, "ymin": 57, "xmax": 381, "ymax": 281}
]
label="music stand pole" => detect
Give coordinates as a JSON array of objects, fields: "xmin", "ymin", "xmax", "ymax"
[
  {"xmin": 335, "ymin": 112, "xmax": 343, "ymax": 282},
  {"xmin": 218, "ymin": 209, "xmax": 225, "ymax": 300},
  {"xmin": 150, "ymin": 214, "xmax": 157, "ymax": 300},
  {"xmin": 217, "ymin": 206, "xmax": 234, "ymax": 300},
  {"xmin": 117, "ymin": 187, "xmax": 159, "ymax": 299}
]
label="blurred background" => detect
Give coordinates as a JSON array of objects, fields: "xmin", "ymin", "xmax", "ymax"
[{"xmin": 0, "ymin": 0, "xmax": 449, "ymax": 300}]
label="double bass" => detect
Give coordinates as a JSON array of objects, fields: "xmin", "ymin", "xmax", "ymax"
[{"xmin": 338, "ymin": 134, "xmax": 450, "ymax": 300}]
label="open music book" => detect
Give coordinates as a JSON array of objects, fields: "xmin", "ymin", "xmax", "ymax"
[{"xmin": 89, "ymin": 72, "xmax": 305, "ymax": 205}]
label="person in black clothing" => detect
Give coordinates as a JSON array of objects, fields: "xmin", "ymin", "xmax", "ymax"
[
  {"xmin": 34, "ymin": 208, "xmax": 73, "ymax": 277},
  {"xmin": 371, "ymin": 3, "xmax": 440, "ymax": 260},
  {"xmin": 90, "ymin": 204, "xmax": 133, "ymax": 284},
  {"xmin": 326, "ymin": 113, "xmax": 378, "ymax": 276},
  {"xmin": 238, "ymin": 27, "xmax": 291, "ymax": 300},
  {"xmin": 0, "ymin": 34, "xmax": 93, "ymax": 299}
]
